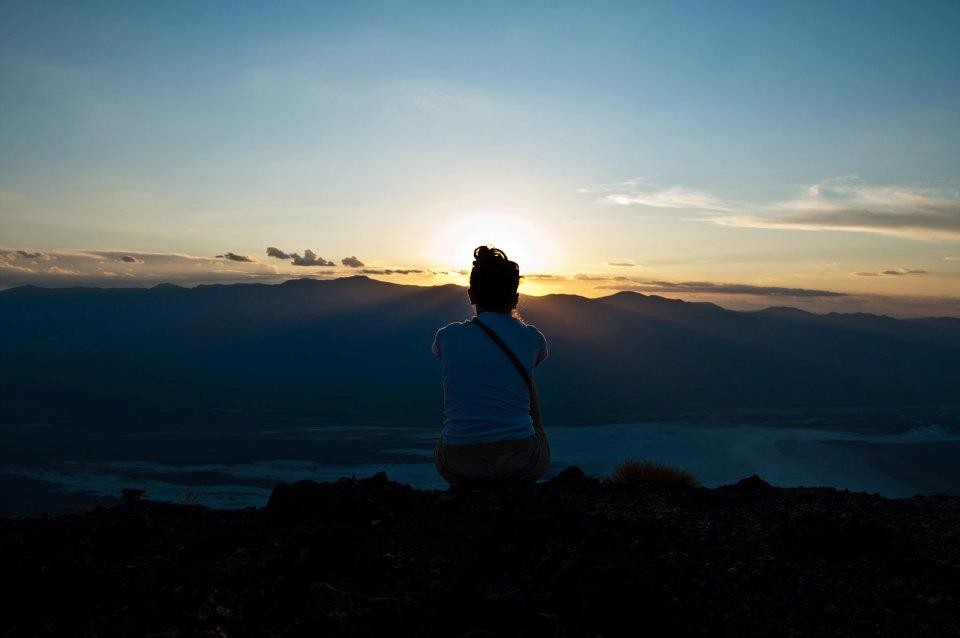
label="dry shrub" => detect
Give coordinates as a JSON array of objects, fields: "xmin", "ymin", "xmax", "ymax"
[
  {"xmin": 179, "ymin": 489, "xmax": 203, "ymax": 506},
  {"xmin": 121, "ymin": 487, "xmax": 146, "ymax": 504},
  {"xmin": 612, "ymin": 459, "xmax": 700, "ymax": 487}
]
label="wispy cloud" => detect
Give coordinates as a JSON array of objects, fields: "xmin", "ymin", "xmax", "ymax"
[
  {"xmin": 573, "ymin": 273, "xmax": 612, "ymax": 281},
  {"xmin": 14, "ymin": 250, "xmax": 55, "ymax": 260},
  {"xmin": 360, "ymin": 268, "xmax": 424, "ymax": 275},
  {"xmin": 608, "ymin": 286, "xmax": 960, "ymax": 317},
  {"xmin": 585, "ymin": 176, "xmax": 960, "ymax": 241},
  {"xmin": 525, "ymin": 267, "xmax": 849, "ymax": 299},
  {"xmin": 712, "ymin": 177, "xmax": 960, "ymax": 240},
  {"xmin": 0, "ymin": 260, "xmax": 34, "ymax": 273},
  {"xmin": 46, "ymin": 266, "xmax": 82, "ymax": 275},
  {"xmin": 216, "ymin": 252, "xmax": 255, "ymax": 263},
  {"xmin": 597, "ymin": 280, "xmax": 846, "ymax": 298},
  {"xmin": 580, "ymin": 178, "xmax": 734, "ymax": 212},
  {"xmin": 386, "ymin": 81, "xmax": 483, "ymax": 113},
  {"xmin": 853, "ymin": 268, "xmax": 929, "ymax": 277},
  {"xmin": 0, "ymin": 247, "xmax": 457, "ymax": 289},
  {"xmin": 607, "ymin": 261, "xmax": 636, "ymax": 267},
  {"xmin": 0, "ymin": 248, "xmax": 283, "ymax": 289},
  {"xmin": 523, "ymin": 274, "xmax": 565, "ymax": 281}
]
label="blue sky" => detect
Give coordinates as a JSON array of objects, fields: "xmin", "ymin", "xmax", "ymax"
[{"xmin": 1, "ymin": 1, "xmax": 959, "ymax": 314}]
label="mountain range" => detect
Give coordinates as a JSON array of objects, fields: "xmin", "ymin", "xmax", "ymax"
[{"xmin": 2, "ymin": 276, "xmax": 958, "ymax": 423}]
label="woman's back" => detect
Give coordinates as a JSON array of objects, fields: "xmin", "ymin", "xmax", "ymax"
[
  {"xmin": 431, "ymin": 245, "xmax": 551, "ymax": 488},
  {"xmin": 432, "ymin": 312, "xmax": 548, "ymax": 445}
]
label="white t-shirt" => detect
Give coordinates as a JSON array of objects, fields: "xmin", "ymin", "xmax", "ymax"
[{"xmin": 432, "ymin": 311, "xmax": 548, "ymax": 445}]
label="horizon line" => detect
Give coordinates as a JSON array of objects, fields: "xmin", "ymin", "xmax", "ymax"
[{"xmin": 3, "ymin": 274, "xmax": 959, "ymax": 322}]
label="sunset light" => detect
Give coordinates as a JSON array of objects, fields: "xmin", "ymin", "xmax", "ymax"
[
  {"xmin": 2, "ymin": 1, "xmax": 958, "ymax": 316},
  {"xmin": 2, "ymin": 5, "xmax": 960, "ymax": 634},
  {"xmin": 428, "ymin": 211, "xmax": 560, "ymax": 276}
]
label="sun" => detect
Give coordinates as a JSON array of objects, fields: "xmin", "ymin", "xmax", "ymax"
[{"xmin": 428, "ymin": 211, "xmax": 558, "ymax": 275}]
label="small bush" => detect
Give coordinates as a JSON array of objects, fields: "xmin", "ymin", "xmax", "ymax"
[
  {"xmin": 612, "ymin": 460, "xmax": 700, "ymax": 487},
  {"xmin": 121, "ymin": 487, "xmax": 147, "ymax": 504},
  {"xmin": 179, "ymin": 489, "xmax": 202, "ymax": 506}
]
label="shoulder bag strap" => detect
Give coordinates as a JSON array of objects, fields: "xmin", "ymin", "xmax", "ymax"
[{"xmin": 472, "ymin": 317, "xmax": 544, "ymax": 433}]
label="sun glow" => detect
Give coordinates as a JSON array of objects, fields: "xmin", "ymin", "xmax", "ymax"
[{"xmin": 428, "ymin": 211, "xmax": 560, "ymax": 278}]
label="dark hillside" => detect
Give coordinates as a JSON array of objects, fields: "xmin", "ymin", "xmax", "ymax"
[{"xmin": 1, "ymin": 277, "xmax": 958, "ymax": 422}]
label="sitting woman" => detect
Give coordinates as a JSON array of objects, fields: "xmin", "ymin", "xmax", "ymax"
[{"xmin": 431, "ymin": 245, "xmax": 551, "ymax": 488}]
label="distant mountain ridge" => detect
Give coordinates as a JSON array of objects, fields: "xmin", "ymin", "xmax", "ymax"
[{"xmin": 2, "ymin": 276, "xmax": 958, "ymax": 422}]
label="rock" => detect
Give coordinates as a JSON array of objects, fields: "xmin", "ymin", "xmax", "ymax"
[
  {"xmin": 732, "ymin": 475, "xmax": 772, "ymax": 492},
  {"xmin": 264, "ymin": 480, "xmax": 312, "ymax": 515},
  {"xmin": 550, "ymin": 466, "xmax": 588, "ymax": 486}
]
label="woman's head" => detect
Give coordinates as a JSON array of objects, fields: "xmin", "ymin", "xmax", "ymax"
[{"xmin": 468, "ymin": 245, "xmax": 520, "ymax": 313}]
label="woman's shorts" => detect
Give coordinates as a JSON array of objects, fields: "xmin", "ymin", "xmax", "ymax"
[{"xmin": 433, "ymin": 431, "xmax": 550, "ymax": 488}]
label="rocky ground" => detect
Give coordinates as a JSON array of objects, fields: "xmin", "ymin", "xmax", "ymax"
[{"xmin": 1, "ymin": 469, "xmax": 959, "ymax": 637}]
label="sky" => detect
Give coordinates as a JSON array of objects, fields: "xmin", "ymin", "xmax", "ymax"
[{"xmin": 1, "ymin": 1, "xmax": 959, "ymax": 316}]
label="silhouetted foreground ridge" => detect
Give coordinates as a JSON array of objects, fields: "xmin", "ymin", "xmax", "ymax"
[{"xmin": 2, "ymin": 470, "xmax": 959, "ymax": 637}]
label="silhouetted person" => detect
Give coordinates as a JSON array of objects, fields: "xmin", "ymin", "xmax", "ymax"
[{"xmin": 432, "ymin": 245, "xmax": 550, "ymax": 488}]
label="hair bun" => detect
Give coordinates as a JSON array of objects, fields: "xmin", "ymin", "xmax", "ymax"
[
  {"xmin": 469, "ymin": 245, "xmax": 520, "ymax": 311},
  {"xmin": 473, "ymin": 245, "xmax": 508, "ymax": 265}
]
